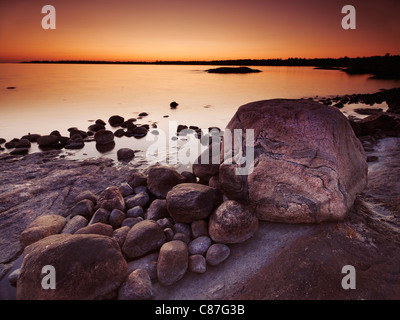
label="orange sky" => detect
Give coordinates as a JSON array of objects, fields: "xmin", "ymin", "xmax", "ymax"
[{"xmin": 0, "ymin": 0, "xmax": 399, "ymax": 62}]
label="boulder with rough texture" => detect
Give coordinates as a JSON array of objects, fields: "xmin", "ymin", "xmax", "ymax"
[
  {"xmin": 16, "ymin": 234, "xmax": 127, "ymax": 300},
  {"xmin": 208, "ymin": 200, "xmax": 258, "ymax": 244},
  {"xmin": 97, "ymin": 186, "xmax": 125, "ymax": 212},
  {"xmin": 157, "ymin": 240, "xmax": 188, "ymax": 286},
  {"xmin": 219, "ymin": 99, "xmax": 368, "ymax": 223},
  {"xmin": 147, "ymin": 165, "xmax": 186, "ymax": 198},
  {"xmin": 19, "ymin": 215, "xmax": 67, "ymax": 248},
  {"xmin": 122, "ymin": 220, "xmax": 166, "ymax": 259},
  {"xmin": 166, "ymin": 183, "xmax": 221, "ymax": 223}
]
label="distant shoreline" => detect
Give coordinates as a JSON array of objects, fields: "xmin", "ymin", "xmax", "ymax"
[{"xmin": 20, "ymin": 55, "xmax": 400, "ymax": 79}]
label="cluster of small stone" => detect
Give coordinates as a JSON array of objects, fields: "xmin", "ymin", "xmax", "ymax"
[{"xmin": 13, "ymin": 164, "xmax": 259, "ymax": 300}]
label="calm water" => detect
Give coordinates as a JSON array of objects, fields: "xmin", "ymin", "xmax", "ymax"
[{"xmin": 1, "ymin": 63, "xmax": 399, "ymax": 165}]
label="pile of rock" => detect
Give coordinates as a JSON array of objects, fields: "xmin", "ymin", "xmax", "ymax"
[
  {"xmin": 12, "ymin": 98, "xmax": 369, "ymax": 300},
  {"xmin": 14, "ymin": 165, "xmax": 258, "ymax": 300}
]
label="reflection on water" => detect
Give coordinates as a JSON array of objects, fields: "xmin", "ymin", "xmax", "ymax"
[{"xmin": 1, "ymin": 63, "xmax": 399, "ymax": 163}]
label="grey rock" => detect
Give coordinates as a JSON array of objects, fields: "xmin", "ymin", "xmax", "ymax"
[
  {"xmin": 125, "ymin": 192, "xmax": 150, "ymax": 209},
  {"xmin": 188, "ymin": 236, "xmax": 212, "ymax": 256},
  {"xmin": 121, "ymin": 217, "xmax": 143, "ymax": 228},
  {"xmin": 62, "ymin": 215, "xmax": 88, "ymax": 234},
  {"xmin": 127, "ymin": 206, "xmax": 144, "ymax": 218},
  {"xmin": 206, "ymin": 243, "xmax": 231, "ymax": 266}
]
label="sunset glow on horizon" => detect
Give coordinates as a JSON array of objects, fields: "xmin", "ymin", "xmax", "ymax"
[{"xmin": 1, "ymin": 0, "xmax": 399, "ymax": 63}]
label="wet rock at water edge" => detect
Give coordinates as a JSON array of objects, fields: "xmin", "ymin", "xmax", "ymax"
[
  {"xmin": 10, "ymin": 148, "xmax": 29, "ymax": 155},
  {"xmin": 170, "ymin": 101, "xmax": 179, "ymax": 109},
  {"xmin": 108, "ymin": 115, "xmax": 125, "ymax": 127},
  {"xmin": 37, "ymin": 135, "xmax": 59, "ymax": 148},
  {"xmin": 117, "ymin": 148, "xmax": 135, "ymax": 161},
  {"xmin": 94, "ymin": 130, "xmax": 115, "ymax": 145},
  {"xmin": 15, "ymin": 138, "xmax": 31, "ymax": 149},
  {"xmin": 89, "ymin": 208, "xmax": 110, "ymax": 225}
]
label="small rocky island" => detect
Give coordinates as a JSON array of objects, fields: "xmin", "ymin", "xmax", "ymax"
[{"xmin": 205, "ymin": 66, "xmax": 262, "ymax": 74}]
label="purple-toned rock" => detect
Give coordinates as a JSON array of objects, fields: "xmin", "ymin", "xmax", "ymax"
[
  {"xmin": 189, "ymin": 254, "xmax": 207, "ymax": 273},
  {"xmin": 70, "ymin": 199, "xmax": 95, "ymax": 220},
  {"xmin": 19, "ymin": 214, "xmax": 67, "ymax": 248},
  {"xmin": 206, "ymin": 243, "xmax": 231, "ymax": 266},
  {"xmin": 147, "ymin": 165, "xmax": 186, "ymax": 198},
  {"xmin": 191, "ymin": 220, "xmax": 209, "ymax": 238},
  {"xmin": 208, "ymin": 200, "xmax": 258, "ymax": 244},
  {"xmin": 166, "ymin": 183, "xmax": 221, "ymax": 223},
  {"xmin": 94, "ymin": 130, "xmax": 115, "ymax": 145},
  {"xmin": 16, "ymin": 234, "xmax": 127, "ymax": 300},
  {"xmin": 118, "ymin": 269, "xmax": 153, "ymax": 300},
  {"xmin": 122, "ymin": 220, "xmax": 166, "ymax": 259},
  {"xmin": 88, "ymin": 208, "xmax": 110, "ymax": 225},
  {"xmin": 144, "ymin": 199, "xmax": 168, "ymax": 220},
  {"xmin": 109, "ymin": 209, "xmax": 126, "ymax": 228},
  {"xmin": 219, "ymin": 99, "xmax": 368, "ymax": 223},
  {"xmin": 97, "ymin": 186, "xmax": 125, "ymax": 212},
  {"xmin": 157, "ymin": 240, "xmax": 188, "ymax": 286},
  {"xmin": 75, "ymin": 222, "xmax": 114, "ymax": 237},
  {"xmin": 62, "ymin": 215, "xmax": 88, "ymax": 234},
  {"xmin": 188, "ymin": 236, "xmax": 212, "ymax": 256}
]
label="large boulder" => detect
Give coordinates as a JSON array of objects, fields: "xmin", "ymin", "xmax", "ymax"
[
  {"xmin": 166, "ymin": 183, "xmax": 221, "ymax": 223},
  {"xmin": 208, "ymin": 200, "xmax": 258, "ymax": 244},
  {"xmin": 16, "ymin": 234, "xmax": 127, "ymax": 300},
  {"xmin": 219, "ymin": 99, "xmax": 368, "ymax": 223}
]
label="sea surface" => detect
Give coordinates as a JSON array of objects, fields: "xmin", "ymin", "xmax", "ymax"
[{"xmin": 1, "ymin": 63, "xmax": 399, "ymax": 166}]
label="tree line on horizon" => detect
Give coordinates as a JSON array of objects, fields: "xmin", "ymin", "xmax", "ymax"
[{"xmin": 23, "ymin": 54, "xmax": 400, "ymax": 79}]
